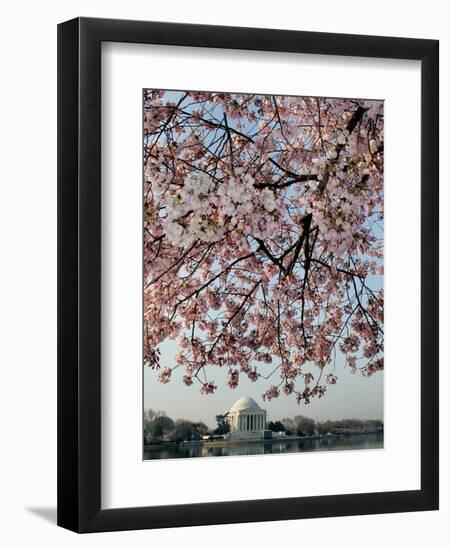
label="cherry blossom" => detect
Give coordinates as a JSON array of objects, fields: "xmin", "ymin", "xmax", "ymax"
[{"xmin": 143, "ymin": 90, "xmax": 384, "ymax": 405}]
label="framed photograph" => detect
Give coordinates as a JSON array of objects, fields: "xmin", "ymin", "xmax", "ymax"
[{"xmin": 57, "ymin": 17, "xmax": 439, "ymax": 533}]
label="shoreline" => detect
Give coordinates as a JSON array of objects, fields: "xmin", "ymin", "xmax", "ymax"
[{"xmin": 144, "ymin": 431, "xmax": 382, "ymax": 451}]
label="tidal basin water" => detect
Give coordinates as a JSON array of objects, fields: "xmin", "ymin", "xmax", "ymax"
[{"xmin": 144, "ymin": 433, "xmax": 383, "ymax": 460}]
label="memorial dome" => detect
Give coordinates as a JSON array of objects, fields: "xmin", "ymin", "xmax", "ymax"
[{"xmin": 230, "ymin": 396, "xmax": 260, "ymax": 412}]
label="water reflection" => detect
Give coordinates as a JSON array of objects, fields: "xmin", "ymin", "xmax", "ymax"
[{"xmin": 143, "ymin": 433, "xmax": 383, "ymax": 460}]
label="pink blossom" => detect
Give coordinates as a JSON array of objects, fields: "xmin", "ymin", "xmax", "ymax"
[
  {"xmin": 200, "ymin": 382, "xmax": 217, "ymax": 395},
  {"xmin": 143, "ymin": 90, "xmax": 384, "ymax": 403},
  {"xmin": 158, "ymin": 368, "xmax": 172, "ymax": 384},
  {"xmin": 325, "ymin": 374, "xmax": 338, "ymax": 385},
  {"xmin": 227, "ymin": 369, "xmax": 239, "ymax": 389},
  {"xmin": 262, "ymin": 385, "xmax": 280, "ymax": 401}
]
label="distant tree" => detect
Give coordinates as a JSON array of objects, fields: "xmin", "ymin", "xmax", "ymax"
[
  {"xmin": 317, "ymin": 420, "xmax": 332, "ymax": 434},
  {"xmin": 146, "ymin": 415, "xmax": 174, "ymax": 442},
  {"xmin": 214, "ymin": 414, "xmax": 230, "ymax": 435},
  {"xmin": 281, "ymin": 417, "xmax": 296, "ymax": 435},
  {"xmin": 144, "ymin": 408, "xmax": 169, "ymax": 440},
  {"xmin": 317, "ymin": 418, "xmax": 383, "ymax": 433},
  {"xmin": 294, "ymin": 415, "xmax": 316, "ymax": 436},
  {"xmin": 172, "ymin": 419, "xmax": 195, "ymax": 442},
  {"xmin": 144, "ymin": 408, "xmax": 167, "ymax": 421},
  {"xmin": 268, "ymin": 420, "xmax": 285, "ymax": 432},
  {"xmin": 191, "ymin": 422, "xmax": 209, "ymax": 439},
  {"xmin": 366, "ymin": 419, "xmax": 383, "ymax": 429}
]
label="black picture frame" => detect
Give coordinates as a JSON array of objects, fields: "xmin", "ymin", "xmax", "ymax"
[{"xmin": 57, "ymin": 16, "xmax": 439, "ymax": 533}]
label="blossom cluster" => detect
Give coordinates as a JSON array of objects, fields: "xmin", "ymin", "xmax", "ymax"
[
  {"xmin": 158, "ymin": 171, "xmax": 283, "ymax": 249},
  {"xmin": 143, "ymin": 90, "xmax": 384, "ymax": 404}
]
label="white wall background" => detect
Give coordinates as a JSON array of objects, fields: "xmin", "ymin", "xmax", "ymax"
[{"xmin": 0, "ymin": 0, "xmax": 447, "ymax": 547}]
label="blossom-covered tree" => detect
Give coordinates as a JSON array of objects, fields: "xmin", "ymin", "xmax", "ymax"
[{"xmin": 143, "ymin": 90, "xmax": 384, "ymax": 405}]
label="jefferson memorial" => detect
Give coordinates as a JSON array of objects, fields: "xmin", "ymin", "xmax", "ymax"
[{"xmin": 226, "ymin": 397, "xmax": 267, "ymax": 440}]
